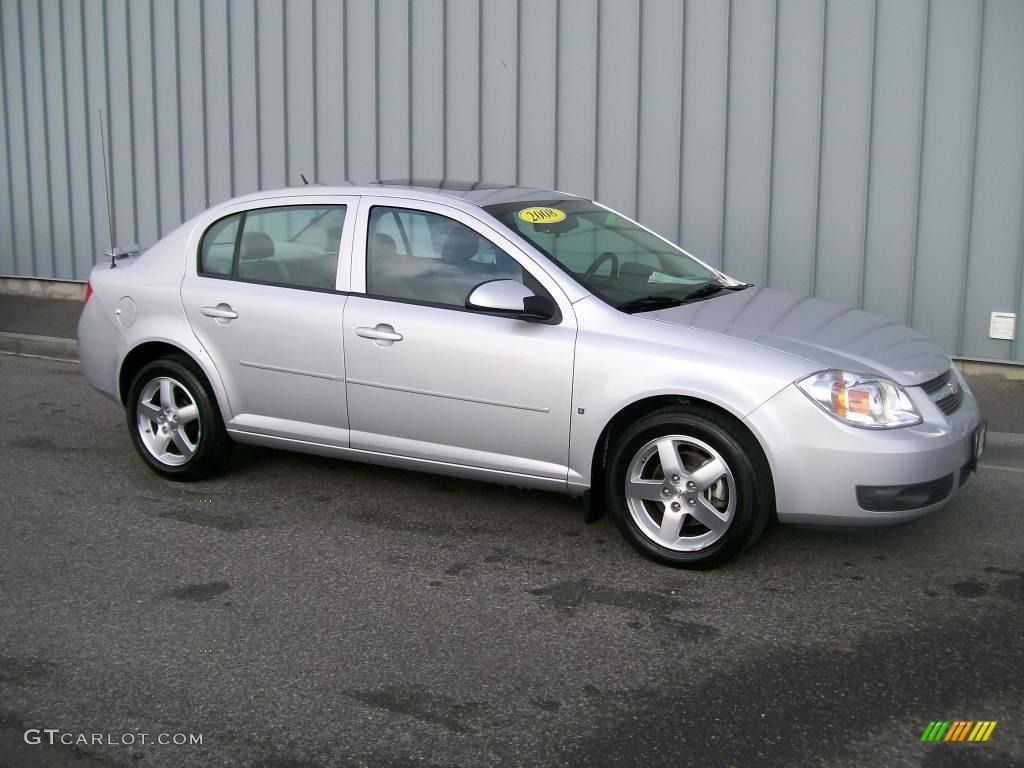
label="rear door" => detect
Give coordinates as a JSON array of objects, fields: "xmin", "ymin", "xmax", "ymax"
[{"xmin": 181, "ymin": 196, "xmax": 358, "ymax": 445}]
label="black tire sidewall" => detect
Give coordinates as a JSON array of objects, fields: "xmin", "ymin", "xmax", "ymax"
[
  {"xmin": 126, "ymin": 357, "xmax": 226, "ymax": 481},
  {"xmin": 606, "ymin": 409, "xmax": 768, "ymax": 568}
]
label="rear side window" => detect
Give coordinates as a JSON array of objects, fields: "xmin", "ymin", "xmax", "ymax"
[{"xmin": 198, "ymin": 205, "xmax": 346, "ymax": 291}]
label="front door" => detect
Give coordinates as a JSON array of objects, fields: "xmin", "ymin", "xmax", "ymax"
[{"xmin": 343, "ymin": 198, "xmax": 577, "ymax": 481}]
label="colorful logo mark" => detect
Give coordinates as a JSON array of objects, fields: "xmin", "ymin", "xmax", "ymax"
[{"xmin": 921, "ymin": 721, "xmax": 997, "ymax": 742}]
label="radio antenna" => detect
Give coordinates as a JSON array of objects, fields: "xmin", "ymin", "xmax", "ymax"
[
  {"xmin": 300, "ymin": 173, "xmax": 309, "ymax": 185},
  {"xmin": 98, "ymin": 109, "xmax": 116, "ymax": 268}
]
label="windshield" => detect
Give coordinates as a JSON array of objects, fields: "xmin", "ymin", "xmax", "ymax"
[{"xmin": 483, "ymin": 198, "xmax": 737, "ymax": 310}]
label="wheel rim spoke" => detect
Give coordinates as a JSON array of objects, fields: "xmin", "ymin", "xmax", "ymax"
[
  {"xmin": 170, "ymin": 429, "xmax": 195, "ymax": 459},
  {"xmin": 153, "ymin": 431, "xmax": 172, "ymax": 456},
  {"xmin": 176, "ymin": 404, "xmax": 199, "ymax": 424},
  {"xmin": 688, "ymin": 457, "xmax": 727, "ymax": 492},
  {"xmin": 139, "ymin": 401, "xmax": 162, "ymax": 422},
  {"xmin": 690, "ymin": 497, "xmax": 728, "ymax": 535},
  {"xmin": 659, "ymin": 504, "xmax": 686, "ymax": 543},
  {"xmin": 159, "ymin": 379, "xmax": 174, "ymax": 409},
  {"xmin": 656, "ymin": 438, "xmax": 684, "ymax": 478},
  {"xmin": 627, "ymin": 477, "xmax": 665, "ymax": 502}
]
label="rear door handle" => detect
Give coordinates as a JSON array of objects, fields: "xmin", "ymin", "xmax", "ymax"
[
  {"xmin": 355, "ymin": 324, "xmax": 403, "ymax": 343},
  {"xmin": 200, "ymin": 303, "xmax": 239, "ymax": 320}
]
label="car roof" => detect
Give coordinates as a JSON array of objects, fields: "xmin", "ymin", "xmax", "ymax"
[
  {"xmin": 372, "ymin": 179, "xmax": 582, "ymax": 206},
  {"xmin": 223, "ymin": 179, "xmax": 583, "ymax": 209}
]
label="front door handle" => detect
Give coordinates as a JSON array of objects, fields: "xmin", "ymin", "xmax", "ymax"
[
  {"xmin": 200, "ymin": 303, "xmax": 239, "ymax": 320},
  {"xmin": 355, "ymin": 324, "xmax": 403, "ymax": 345}
]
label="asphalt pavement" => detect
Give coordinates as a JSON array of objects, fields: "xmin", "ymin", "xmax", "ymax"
[{"xmin": 0, "ymin": 353, "xmax": 1022, "ymax": 767}]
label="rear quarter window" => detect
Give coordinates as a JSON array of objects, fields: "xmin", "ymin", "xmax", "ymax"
[{"xmin": 199, "ymin": 214, "xmax": 241, "ymax": 275}]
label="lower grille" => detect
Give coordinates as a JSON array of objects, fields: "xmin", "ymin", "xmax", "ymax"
[{"xmin": 856, "ymin": 474, "xmax": 955, "ymax": 512}]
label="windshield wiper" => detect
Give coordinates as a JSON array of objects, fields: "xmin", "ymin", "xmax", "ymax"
[
  {"xmin": 616, "ymin": 281, "xmax": 751, "ymax": 314},
  {"xmin": 679, "ymin": 280, "xmax": 752, "ymax": 302},
  {"xmin": 615, "ymin": 295, "xmax": 686, "ymax": 313},
  {"xmin": 681, "ymin": 282, "xmax": 725, "ymax": 302}
]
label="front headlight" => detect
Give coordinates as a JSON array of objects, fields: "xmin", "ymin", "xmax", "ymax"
[{"xmin": 797, "ymin": 370, "xmax": 922, "ymax": 429}]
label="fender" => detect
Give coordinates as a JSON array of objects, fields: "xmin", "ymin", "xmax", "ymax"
[
  {"xmin": 113, "ymin": 280, "xmax": 236, "ymax": 426},
  {"xmin": 566, "ymin": 297, "xmax": 817, "ymax": 489}
]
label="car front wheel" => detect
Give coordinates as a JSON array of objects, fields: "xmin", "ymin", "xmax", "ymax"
[
  {"xmin": 126, "ymin": 356, "xmax": 233, "ymax": 481},
  {"xmin": 605, "ymin": 406, "xmax": 772, "ymax": 568}
]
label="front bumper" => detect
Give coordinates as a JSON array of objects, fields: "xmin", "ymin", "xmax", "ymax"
[{"xmin": 744, "ymin": 374, "xmax": 981, "ymax": 526}]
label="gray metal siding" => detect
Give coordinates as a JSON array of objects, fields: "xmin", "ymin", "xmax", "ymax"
[{"xmin": 1, "ymin": 0, "xmax": 1023, "ymax": 363}]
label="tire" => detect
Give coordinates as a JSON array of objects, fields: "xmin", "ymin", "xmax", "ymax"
[
  {"xmin": 605, "ymin": 406, "xmax": 772, "ymax": 569},
  {"xmin": 126, "ymin": 355, "xmax": 233, "ymax": 481}
]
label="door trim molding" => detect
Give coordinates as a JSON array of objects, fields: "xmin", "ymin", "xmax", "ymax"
[
  {"xmin": 239, "ymin": 360, "xmax": 346, "ymax": 381},
  {"xmin": 346, "ymin": 377, "xmax": 551, "ymax": 413}
]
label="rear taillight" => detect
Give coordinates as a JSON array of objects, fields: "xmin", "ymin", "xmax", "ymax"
[{"xmin": 84, "ymin": 280, "xmax": 93, "ymax": 303}]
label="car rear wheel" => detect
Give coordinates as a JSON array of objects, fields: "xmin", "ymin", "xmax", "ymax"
[
  {"xmin": 605, "ymin": 406, "xmax": 772, "ymax": 568},
  {"xmin": 126, "ymin": 356, "xmax": 233, "ymax": 481}
]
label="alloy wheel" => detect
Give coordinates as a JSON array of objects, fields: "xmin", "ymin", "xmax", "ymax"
[
  {"xmin": 136, "ymin": 376, "xmax": 202, "ymax": 466},
  {"xmin": 624, "ymin": 434, "xmax": 736, "ymax": 552}
]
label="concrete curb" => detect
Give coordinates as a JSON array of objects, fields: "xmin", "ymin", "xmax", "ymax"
[
  {"xmin": 0, "ymin": 276, "xmax": 86, "ymax": 301},
  {"xmin": 0, "ymin": 331, "xmax": 78, "ymax": 361},
  {"xmin": 956, "ymin": 358, "xmax": 1024, "ymax": 381},
  {"xmin": 987, "ymin": 431, "xmax": 1024, "ymax": 449}
]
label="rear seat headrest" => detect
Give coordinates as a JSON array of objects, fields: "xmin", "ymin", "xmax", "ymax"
[
  {"xmin": 240, "ymin": 231, "xmax": 275, "ymax": 261},
  {"xmin": 371, "ymin": 233, "xmax": 399, "ymax": 260}
]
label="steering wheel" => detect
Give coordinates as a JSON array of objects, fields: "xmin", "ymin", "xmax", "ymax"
[{"xmin": 583, "ymin": 251, "xmax": 620, "ymax": 283}]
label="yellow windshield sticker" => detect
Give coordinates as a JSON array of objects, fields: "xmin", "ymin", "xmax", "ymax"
[{"xmin": 519, "ymin": 206, "xmax": 567, "ymax": 224}]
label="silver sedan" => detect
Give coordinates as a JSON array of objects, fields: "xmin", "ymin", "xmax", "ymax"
[{"xmin": 77, "ymin": 181, "xmax": 985, "ymax": 568}]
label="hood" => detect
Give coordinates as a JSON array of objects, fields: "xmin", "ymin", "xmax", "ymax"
[{"xmin": 643, "ymin": 286, "xmax": 950, "ymax": 386}]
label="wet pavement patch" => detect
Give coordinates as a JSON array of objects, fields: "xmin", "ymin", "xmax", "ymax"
[
  {"xmin": 158, "ymin": 508, "xmax": 265, "ymax": 532},
  {"xmin": 347, "ymin": 686, "xmax": 486, "ymax": 733},
  {"xmin": 950, "ymin": 579, "xmax": 988, "ymax": 598},
  {"xmin": 0, "ymin": 655, "xmax": 57, "ymax": 685},
  {"xmin": 7, "ymin": 436, "xmax": 84, "ymax": 454},
  {"xmin": 526, "ymin": 578, "xmax": 718, "ymax": 636},
  {"xmin": 526, "ymin": 579, "xmax": 683, "ymax": 613}
]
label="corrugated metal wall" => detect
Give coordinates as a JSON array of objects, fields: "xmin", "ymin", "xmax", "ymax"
[{"xmin": 1, "ymin": 0, "xmax": 1023, "ymax": 362}]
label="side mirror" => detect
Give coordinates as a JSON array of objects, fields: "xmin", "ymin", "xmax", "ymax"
[{"xmin": 466, "ymin": 279, "xmax": 557, "ymax": 322}]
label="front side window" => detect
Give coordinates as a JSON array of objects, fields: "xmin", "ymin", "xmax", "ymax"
[
  {"xmin": 484, "ymin": 199, "xmax": 737, "ymax": 312},
  {"xmin": 366, "ymin": 206, "xmax": 524, "ymax": 307},
  {"xmin": 198, "ymin": 205, "xmax": 346, "ymax": 291}
]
